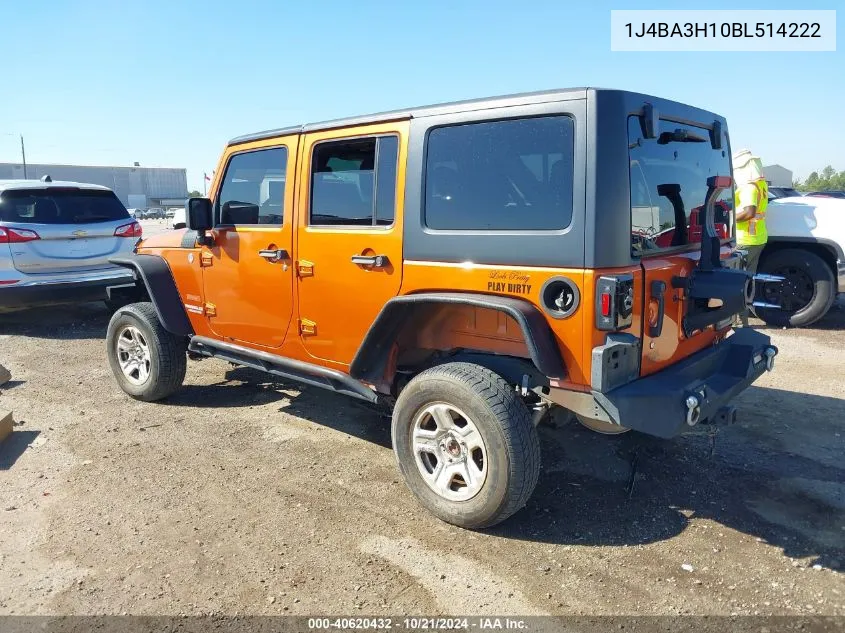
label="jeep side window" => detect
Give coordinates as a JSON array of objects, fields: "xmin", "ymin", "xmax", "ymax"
[
  {"xmin": 424, "ymin": 116, "xmax": 574, "ymax": 231},
  {"xmin": 216, "ymin": 147, "xmax": 287, "ymax": 226},
  {"xmin": 310, "ymin": 136, "xmax": 399, "ymax": 227}
]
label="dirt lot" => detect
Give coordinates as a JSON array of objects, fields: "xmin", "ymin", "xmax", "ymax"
[{"xmin": 1, "ymin": 295, "xmax": 843, "ymax": 616}]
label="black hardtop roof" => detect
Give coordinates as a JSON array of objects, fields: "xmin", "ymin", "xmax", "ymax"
[
  {"xmin": 229, "ymin": 87, "xmax": 596, "ymax": 146},
  {"xmin": 228, "ymin": 87, "xmax": 720, "ymax": 146}
]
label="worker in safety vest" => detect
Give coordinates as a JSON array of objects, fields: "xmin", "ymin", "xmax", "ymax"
[{"xmin": 732, "ymin": 149, "xmax": 768, "ymax": 326}]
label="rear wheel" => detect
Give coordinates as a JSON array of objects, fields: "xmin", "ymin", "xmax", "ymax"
[
  {"xmin": 391, "ymin": 362, "xmax": 540, "ymax": 529},
  {"xmin": 756, "ymin": 248, "xmax": 835, "ymax": 327},
  {"xmin": 106, "ymin": 302, "xmax": 187, "ymax": 401}
]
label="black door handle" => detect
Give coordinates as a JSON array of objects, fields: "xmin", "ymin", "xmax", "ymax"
[
  {"xmin": 649, "ymin": 280, "xmax": 667, "ymax": 337},
  {"xmin": 258, "ymin": 248, "xmax": 289, "ymax": 262},
  {"xmin": 351, "ymin": 254, "xmax": 389, "ymax": 267}
]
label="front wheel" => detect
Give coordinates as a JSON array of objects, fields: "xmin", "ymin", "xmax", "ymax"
[
  {"xmin": 106, "ymin": 302, "xmax": 187, "ymax": 401},
  {"xmin": 392, "ymin": 362, "xmax": 540, "ymax": 529},
  {"xmin": 756, "ymin": 248, "xmax": 835, "ymax": 327}
]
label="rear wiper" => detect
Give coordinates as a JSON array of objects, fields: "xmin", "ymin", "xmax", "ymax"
[
  {"xmin": 657, "ymin": 128, "xmax": 707, "ymax": 145},
  {"xmin": 73, "ymin": 215, "xmax": 111, "ymax": 222}
]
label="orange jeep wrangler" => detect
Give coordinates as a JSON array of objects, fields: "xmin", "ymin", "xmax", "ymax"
[{"xmin": 105, "ymin": 88, "xmax": 778, "ymax": 528}]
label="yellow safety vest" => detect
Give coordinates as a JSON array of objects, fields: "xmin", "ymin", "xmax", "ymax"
[{"xmin": 735, "ymin": 180, "xmax": 768, "ymax": 247}]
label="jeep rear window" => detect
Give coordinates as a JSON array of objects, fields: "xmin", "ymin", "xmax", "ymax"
[
  {"xmin": 424, "ymin": 116, "xmax": 574, "ymax": 231},
  {"xmin": 629, "ymin": 116, "xmax": 732, "ymax": 256},
  {"xmin": 0, "ymin": 189, "xmax": 129, "ymax": 224}
]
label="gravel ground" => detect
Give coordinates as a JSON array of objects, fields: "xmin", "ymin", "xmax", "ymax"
[{"xmin": 0, "ymin": 294, "xmax": 843, "ymax": 616}]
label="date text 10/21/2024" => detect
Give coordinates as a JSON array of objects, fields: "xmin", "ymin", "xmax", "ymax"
[{"xmin": 307, "ymin": 617, "xmax": 529, "ymax": 630}]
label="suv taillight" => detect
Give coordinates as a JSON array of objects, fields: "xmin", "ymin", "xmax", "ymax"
[
  {"xmin": 114, "ymin": 221, "xmax": 143, "ymax": 238},
  {"xmin": 0, "ymin": 227, "xmax": 41, "ymax": 244},
  {"xmin": 596, "ymin": 274, "xmax": 634, "ymax": 331}
]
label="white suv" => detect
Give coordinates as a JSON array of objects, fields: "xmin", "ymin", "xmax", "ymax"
[{"xmin": 0, "ymin": 179, "xmax": 138, "ymax": 311}]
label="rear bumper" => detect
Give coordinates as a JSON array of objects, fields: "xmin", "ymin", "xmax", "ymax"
[
  {"xmin": 0, "ymin": 269, "xmax": 135, "ymax": 309},
  {"xmin": 556, "ymin": 328, "xmax": 777, "ymax": 439}
]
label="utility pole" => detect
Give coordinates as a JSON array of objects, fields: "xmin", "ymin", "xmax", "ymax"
[{"xmin": 20, "ymin": 135, "xmax": 27, "ymax": 179}]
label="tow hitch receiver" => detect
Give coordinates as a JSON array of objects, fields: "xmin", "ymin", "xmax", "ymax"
[
  {"xmin": 706, "ymin": 405, "xmax": 738, "ymax": 427},
  {"xmin": 684, "ymin": 394, "xmax": 740, "ymax": 427}
]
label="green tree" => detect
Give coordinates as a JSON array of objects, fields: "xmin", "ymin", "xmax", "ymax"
[
  {"xmin": 188, "ymin": 190, "xmax": 202, "ymax": 198},
  {"xmin": 793, "ymin": 167, "xmax": 845, "ymax": 192},
  {"xmin": 799, "ymin": 171, "xmax": 821, "ymax": 192},
  {"xmin": 821, "ymin": 165, "xmax": 836, "ymax": 181}
]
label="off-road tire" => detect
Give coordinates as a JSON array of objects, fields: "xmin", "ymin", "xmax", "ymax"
[
  {"xmin": 106, "ymin": 302, "xmax": 187, "ymax": 401},
  {"xmin": 756, "ymin": 248, "xmax": 835, "ymax": 328},
  {"xmin": 392, "ymin": 362, "xmax": 540, "ymax": 529}
]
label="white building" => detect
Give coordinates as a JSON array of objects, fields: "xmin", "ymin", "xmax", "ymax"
[
  {"xmin": 763, "ymin": 164, "xmax": 793, "ymax": 188},
  {"xmin": 0, "ymin": 162, "xmax": 187, "ymax": 209}
]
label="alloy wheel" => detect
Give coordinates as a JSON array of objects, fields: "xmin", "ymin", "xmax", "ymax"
[{"xmin": 411, "ymin": 402, "xmax": 488, "ymax": 502}]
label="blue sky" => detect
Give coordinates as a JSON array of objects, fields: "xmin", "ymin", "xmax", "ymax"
[{"xmin": 2, "ymin": 0, "xmax": 842, "ymax": 192}]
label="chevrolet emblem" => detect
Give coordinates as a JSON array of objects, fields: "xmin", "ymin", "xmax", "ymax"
[{"xmin": 72, "ymin": 230, "xmax": 87, "ymax": 237}]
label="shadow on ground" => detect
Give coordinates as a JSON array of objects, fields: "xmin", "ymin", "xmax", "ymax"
[
  {"xmin": 159, "ymin": 365, "xmax": 845, "ymax": 570},
  {"xmin": 0, "ymin": 302, "xmax": 110, "ymax": 340},
  {"xmin": 495, "ymin": 385, "xmax": 845, "ymax": 571},
  {"xmin": 162, "ymin": 366, "xmax": 393, "ymax": 448},
  {"xmin": 0, "ymin": 430, "xmax": 40, "ymax": 470}
]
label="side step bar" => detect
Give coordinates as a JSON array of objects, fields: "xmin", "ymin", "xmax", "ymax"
[{"xmin": 188, "ymin": 336, "xmax": 378, "ymax": 403}]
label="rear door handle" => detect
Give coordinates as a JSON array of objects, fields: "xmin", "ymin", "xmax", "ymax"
[
  {"xmin": 351, "ymin": 254, "xmax": 389, "ymax": 268},
  {"xmin": 258, "ymin": 249, "xmax": 289, "ymax": 262},
  {"xmin": 649, "ymin": 280, "xmax": 667, "ymax": 337}
]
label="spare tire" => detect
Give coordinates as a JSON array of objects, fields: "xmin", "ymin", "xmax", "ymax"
[{"xmin": 756, "ymin": 248, "xmax": 835, "ymax": 327}]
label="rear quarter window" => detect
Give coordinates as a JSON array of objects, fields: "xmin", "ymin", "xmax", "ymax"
[
  {"xmin": 0, "ymin": 189, "xmax": 129, "ymax": 224},
  {"xmin": 424, "ymin": 115, "xmax": 575, "ymax": 231}
]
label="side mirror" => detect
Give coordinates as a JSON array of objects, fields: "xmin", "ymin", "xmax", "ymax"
[{"xmin": 186, "ymin": 197, "xmax": 213, "ymax": 231}]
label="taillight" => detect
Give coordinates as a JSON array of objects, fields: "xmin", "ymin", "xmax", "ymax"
[
  {"xmin": 0, "ymin": 227, "xmax": 41, "ymax": 243},
  {"xmin": 600, "ymin": 291, "xmax": 612, "ymax": 318},
  {"xmin": 114, "ymin": 222, "xmax": 143, "ymax": 238},
  {"xmin": 596, "ymin": 274, "xmax": 635, "ymax": 331}
]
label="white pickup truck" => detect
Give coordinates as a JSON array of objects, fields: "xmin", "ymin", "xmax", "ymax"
[{"xmin": 756, "ymin": 196, "xmax": 845, "ymax": 327}]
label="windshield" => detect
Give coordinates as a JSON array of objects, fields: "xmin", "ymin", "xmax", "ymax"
[
  {"xmin": 629, "ymin": 117, "xmax": 732, "ymax": 256},
  {"xmin": 0, "ymin": 189, "xmax": 129, "ymax": 224}
]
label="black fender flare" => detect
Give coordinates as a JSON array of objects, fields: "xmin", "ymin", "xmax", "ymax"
[
  {"xmin": 109, "ymin": 254, "xmax": 193, "ymax": 336},
  {"xmin": 349, "ymin": 292, "xmax": 567, "ymax": 382}
]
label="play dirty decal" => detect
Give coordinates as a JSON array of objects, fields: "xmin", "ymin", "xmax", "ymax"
[{"xmin": 486, "ymin": 270, "xmax": 532, "ymax": 295}]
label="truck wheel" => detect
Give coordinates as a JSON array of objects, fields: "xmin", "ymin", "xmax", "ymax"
[
  {"xmin": 391, "ymin": 362, "xmax": 540, "ymax": 529},
  {"xmin": 756, "ymin": 249, "xmax": 835, "ymax": 327},
  {"xmin": 106, "ymin": 302, "xmax": 187, "ymax": 401}
]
